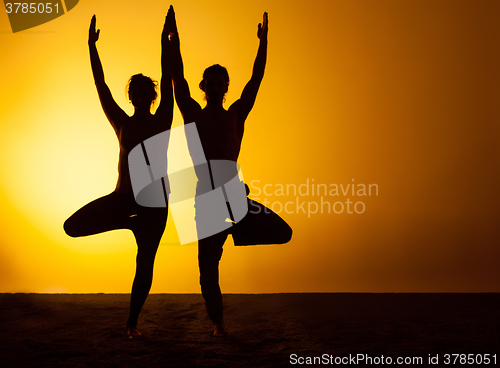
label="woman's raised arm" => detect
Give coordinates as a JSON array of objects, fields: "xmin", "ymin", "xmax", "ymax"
[{"xmin": 88, "ymin": 15, "xmax": 128, "ymax": 132}]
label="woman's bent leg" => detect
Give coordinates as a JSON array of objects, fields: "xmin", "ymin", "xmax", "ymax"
[{"xmin": 64, "ymin": 192, "xmax": 135, "ymax": 237}]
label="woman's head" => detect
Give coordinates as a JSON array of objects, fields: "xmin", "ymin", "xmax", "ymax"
[{"xmin": 127, "ymin": 74, "xmax": 158, "ymax": 110}]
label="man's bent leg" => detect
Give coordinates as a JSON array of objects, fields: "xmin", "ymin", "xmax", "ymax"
[{"xmin": 232, "ymin": 199, "xmax": 292, "ymax": 246}]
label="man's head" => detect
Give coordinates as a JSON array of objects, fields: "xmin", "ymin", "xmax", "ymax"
[
  {"xmin": 199, "ymin": 64, "xmax": 230, "ymax": 102},
  {"xmin": 127, "ymin": 74, "xmax": 158, "ymax": 110}
]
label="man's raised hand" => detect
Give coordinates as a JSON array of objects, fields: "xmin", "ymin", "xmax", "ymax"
[{"xmin": 257, "ymin": 12, "xmax": 268, "ymax": 40}]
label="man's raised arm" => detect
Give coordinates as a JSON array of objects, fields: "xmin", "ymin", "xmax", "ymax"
[
  {"xmin": 168, "ymin": 6, "xmax": 200, "ymax": 116},
  {"xmin": 233, "ymin": 12, "xmax": 268, "ymax": 120}
]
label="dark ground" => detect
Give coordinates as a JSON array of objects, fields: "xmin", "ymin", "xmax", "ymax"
[{"xmin": 1, "ymin": 293, "xmax": 498, "ymax": 367}]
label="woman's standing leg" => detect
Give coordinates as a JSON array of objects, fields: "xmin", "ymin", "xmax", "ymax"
[{"xmin": 126, "ymin": 205, "xmax": 168, "ymax": 336}]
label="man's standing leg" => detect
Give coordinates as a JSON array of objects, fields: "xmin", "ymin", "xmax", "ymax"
[{"xmin": 198, "ymin": 231, "xmax": 228, "ymax": 336}]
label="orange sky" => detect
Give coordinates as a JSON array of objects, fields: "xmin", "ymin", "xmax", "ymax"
[{"xmin": 1, "ymin": 0, "xmax": 499, "ymax": 293}]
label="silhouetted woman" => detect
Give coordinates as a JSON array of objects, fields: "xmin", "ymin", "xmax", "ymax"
[{"xmin": 64, "ymin": 14, "xmax": 173, "ymax": 338}]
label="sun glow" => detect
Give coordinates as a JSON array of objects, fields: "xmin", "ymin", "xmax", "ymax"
[{"xmin": 1, "ymin": 0, "xmax": 499, "ymax": 293}]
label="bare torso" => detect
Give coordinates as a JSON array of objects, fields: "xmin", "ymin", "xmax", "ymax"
[
  {"xmin": 116, "ymin": 114, "xmax": 171, "ymax": 192},
  {"xmin": 186, "ymin": 105, "xmax": 245, "ymax": 163}
]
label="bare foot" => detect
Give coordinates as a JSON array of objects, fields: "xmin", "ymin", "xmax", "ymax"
[
  {"xmin": 126, "ymin": 327, "xmax": 142, "ymax": 338},
  {"xmin": 213, "ymin": 322, "xmax": 228, "ymax": 337}
]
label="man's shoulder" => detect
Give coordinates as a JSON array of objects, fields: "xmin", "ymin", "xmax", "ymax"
[
  {"xmin": 228, "ymin": 99, "xmax": 241, "ymax": 112},
  {"xmin": 228, "ymin": 99, "xmax": 250, "ymax": 122}
]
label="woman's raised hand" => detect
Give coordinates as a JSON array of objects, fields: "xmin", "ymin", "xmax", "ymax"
[{"xmin": 89, "ymin": 15, "xmax": 100, "ymax": 44}]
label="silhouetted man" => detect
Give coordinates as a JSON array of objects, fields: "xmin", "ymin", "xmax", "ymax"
[{"xmin": 167, "ymin": 7, "xmax": 291, "ymax": 337}]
